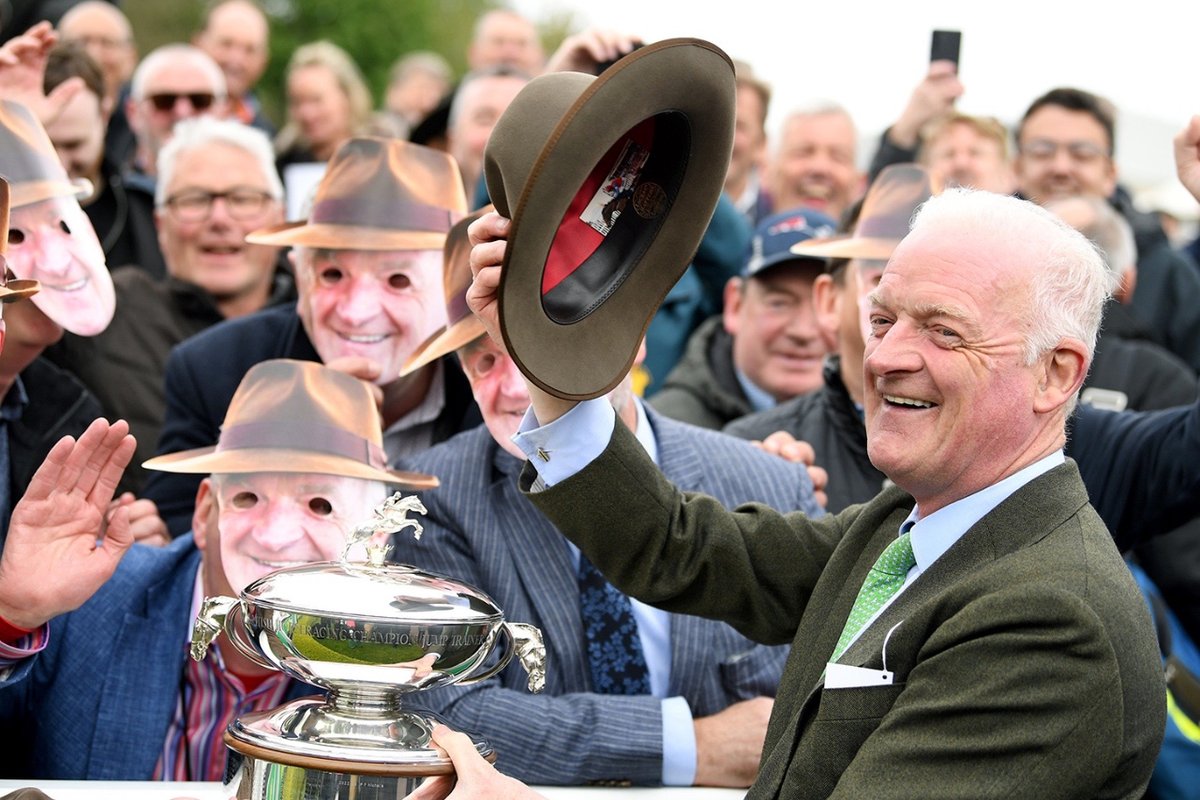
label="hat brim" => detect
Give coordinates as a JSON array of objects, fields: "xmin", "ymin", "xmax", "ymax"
[
  {"xmin": 0, "ymin": 279, "xmax": 40, "ymax": 303},
  {"xmin": 11, "ymin": 179, "xmax": 90, "ymax": 208},
  {"xmin": 497, "ymin": 39, "xmax": 735, "ymax": 401},
  {"xmin": 790, "ymin": 235, "xmax": 899, "ymax": 261},
  {"xmin": 401, "ymin": 317, "xmax": 486, "ymax": 378},
  {"xmin": 142, "ymin": 446, "xmax": 438, "ymax": 490},
  {"xmin": 246, "ymin": 221, "xmax": 450, "ymax": 251}
]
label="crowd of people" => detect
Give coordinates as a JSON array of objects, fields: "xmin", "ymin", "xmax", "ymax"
[{"xmin": 0, "ymin": 1, "xmax": 1197, "ymax": 798}]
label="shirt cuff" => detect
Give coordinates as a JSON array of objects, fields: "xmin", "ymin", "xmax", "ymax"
[
  {"xmin": 512, "ymin": 399, "xmax": 616, "ymax": 488},
  {"xmin": 661, "ymin": 696, "xmax": 697, "ymax": 786},
  {"xmin": 0, "ymin": 622, "xmax": 49, "ymax": 668}
]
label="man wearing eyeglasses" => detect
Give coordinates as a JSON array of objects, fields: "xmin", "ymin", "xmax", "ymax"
[
  {"xmin": 1013, "ymin": 87, "xmax": 1200, "ymax": 374},
  {"xmin": 47, "ymin": 116, "xmax": 291, "ymax": 492}
]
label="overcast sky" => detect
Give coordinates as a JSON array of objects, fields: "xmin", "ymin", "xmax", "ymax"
[{"xmin": 512, "ymin": 0, "xmax": 1200, "ymax": 203}]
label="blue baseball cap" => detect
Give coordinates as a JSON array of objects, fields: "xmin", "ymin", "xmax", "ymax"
[{"xmin": 744, "ymin": 207, "xmax": 837, "ymax": 277}]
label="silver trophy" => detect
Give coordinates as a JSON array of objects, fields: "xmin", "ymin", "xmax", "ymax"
[{"xmin": 191, "ymin": 492, "xmax": 545, "ymax": 799}]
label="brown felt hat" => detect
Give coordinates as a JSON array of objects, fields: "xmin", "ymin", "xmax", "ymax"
[
  {"xmin": 485, "ymin": 38, "xmax": 736, "ymax": 400},
  {"xmin": 0, "ymin": 178, "xmax": 41, "ymax": 304},
  {"xmin": 247, "ymin": 137, "xmax": 467, "ymax": 250},
  {"xmin": 790, "ymin": 164, "xmax": 935, "ymax": 261},
  {"xmin": 0, "ymin": 100, "xmax": 90, "ymax": 208},
  {"xmin": 400, "ymin": 206, "xmax": 491, "ymax": 377},
  {"xmin": 143, "ymin": 359, "xmax": 437, "ymax": 489}
]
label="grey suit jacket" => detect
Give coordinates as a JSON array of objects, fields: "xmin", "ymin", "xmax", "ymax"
[
  {"xmin": 393, "ymin": 409, "xmax": 822, "ymax": 785},
  {"xmin": 526, "ymin": 422, "xmax": 1167, "ymax": 799}
]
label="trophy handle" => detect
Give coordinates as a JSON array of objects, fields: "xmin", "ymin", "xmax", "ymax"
[
  {"xmin": 189, "ymin": 596, "xmax": 276, "ymax": 672},
  {"xmin": 454, "ymin": 622, "xmax": 546, "ymax": 694}
]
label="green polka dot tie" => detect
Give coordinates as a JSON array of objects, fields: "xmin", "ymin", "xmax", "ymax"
[{"xmin": 830, "ymin": 531, "xmax": 916, "ymax": 663}]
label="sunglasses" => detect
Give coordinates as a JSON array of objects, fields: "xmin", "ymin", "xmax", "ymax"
[{"xmin": 146, "ymin": 92, "xmax": 217, "ymax": 112}]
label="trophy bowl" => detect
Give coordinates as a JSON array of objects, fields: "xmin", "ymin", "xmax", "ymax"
[{"xmin": 190, "ymin": 493, "xmax": 545, "ymax": 782}]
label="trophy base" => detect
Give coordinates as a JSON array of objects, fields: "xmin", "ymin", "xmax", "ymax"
[{"xmin": 227, "ymin": 695, "xmax": 493, "ymax": 771}]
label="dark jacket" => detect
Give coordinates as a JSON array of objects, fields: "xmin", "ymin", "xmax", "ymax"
[
  {"xmin": 725, "ymin": 356, "xmax": 886, "ymax": 514},
  {"xmin": 141, "ymin": 304, "xmax": 482, "ymax": 535},
  {"xmin": 1112, "ymin": 190, "xmax": 1200, "ymax": 373},
  {"xmin": 1, "ymin": 358, "xmax": 118, "ymax": 553},
  {"xmin": 45, "ymin": 266, "xmax": 296, "ymax": 493},
  {"xmin": 84, "ymin": 157, "xmax": 166, "ymax": 279},
  {"xmin": 527, "ymin": 423, "xmax": 1165, "ymax": 799},
  {"xmin": 649, "ymin": 316, "xmax": 753, "ymax": 430}
]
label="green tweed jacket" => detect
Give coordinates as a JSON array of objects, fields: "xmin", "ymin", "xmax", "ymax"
[{"xmin": 524, "ymin": 422, "xmax": 1166, "ymax": 799}]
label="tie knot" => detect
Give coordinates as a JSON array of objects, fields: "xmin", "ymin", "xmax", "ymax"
[{"xmin": 875, "ymin": 531, "xmax": 916, "ymax": 577}]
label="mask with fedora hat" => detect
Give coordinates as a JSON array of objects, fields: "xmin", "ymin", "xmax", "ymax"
[
  {"xmin": 484, "ymin": 38, "xmax": 736, "ymax": 401},
  {"xmin": 143, "ymin": 358, "xmax": 437, "ymax": 490},
  {"xmin": 788, "ymin": 163, "xmax": 935, "ymax": 263},
  {"xmin": 247, "ymin": 137, "xmax": 467, "ymax": 251},
  {"xmin": 400, "ymin": 207, "xmax": 492, "ymax": 378},
  {"xmin": 790, "ymin": 164, "xmax": 935, "ymax": 345},
  {"xmin": 0, "ymin": 100, "xmax": 114, "ymax": 336}
]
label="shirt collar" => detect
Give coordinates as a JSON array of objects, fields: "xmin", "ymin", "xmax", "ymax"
[
  {"xmin": 734, "ymin": 365, "xmax": 777, "ymax": 413},
  {"xmin": 900, "ymin": 451, "xmax": 1065, "ymax": 572}
]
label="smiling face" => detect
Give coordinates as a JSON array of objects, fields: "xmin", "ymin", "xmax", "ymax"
[
  {"xmin": 296, "ymin": 247, "xmax": 447, "ymax": 386},
  {"xmin": 195, "ymin": 0, "xmax": 269, "ymax": 100},
  {"xmin": 7, "ymin": 197, "xmax": 114, "ymax": 335},
  {"xmin": 193, "ymin": 471, "xmax": 383, "ymax": 596},
  {"xmin": 724, "ymin": 263, "xmax": 828, "ymax": 401},
  {"xmin": 863, "ymin": 225, "xmax": 1044, "ymax": 514},
  {"xmin": 458, "ymin": 336, "xmax": 530, "ymax": 458},
  {"xmin": 157, "ymin": 141, "xmax": 282, "ymax": 309},
  {"xmin": 771, "ymin": 111, "xmax": 861, "ymax": 221}
]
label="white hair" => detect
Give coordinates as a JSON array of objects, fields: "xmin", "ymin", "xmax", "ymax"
[
  {"xmin": 155, "ymin": 116, "xmax": 283, "ymax": 206},
  {"xmin": 130, "ymin": 43, "xmax": 226, "ymax": 101},
  {"xmin": 909, "ymin": 188, "xmax": 1115, "ymax": 365}
]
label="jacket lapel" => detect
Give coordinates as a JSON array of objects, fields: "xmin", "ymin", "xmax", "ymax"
[{"xmin": 88, "ymin": 553, "xmax": 198, "ymax": 779}]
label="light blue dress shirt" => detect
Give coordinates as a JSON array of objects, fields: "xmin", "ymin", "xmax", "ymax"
[{"xmin": 515, "ymin": 398, "xmax": 694, "ymax": 785}]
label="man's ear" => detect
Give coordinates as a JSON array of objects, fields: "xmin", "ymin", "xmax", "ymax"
[
  {"xmin": 1034, "ymin": 340, "xmax": 1089, "ymax": 414},
  {"xmin": 192, "ymin": 478, "xmax": 215, "ymax": 551},
  {"xmin": 722, "ymin": 276, "xmax": 745, "ymax": 335},
  {"xmin": 812, "ymin": 273, "xmax": 840, "ymax": 350}
]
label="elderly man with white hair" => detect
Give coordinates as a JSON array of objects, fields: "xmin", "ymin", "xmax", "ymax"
[{"xmin": 48, "ymin": 116, "xmax": 289, "ymax": 491}]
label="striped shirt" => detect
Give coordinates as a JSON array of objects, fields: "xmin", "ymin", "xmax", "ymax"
[{"xmin": 153, "ymin": 570, "xmax": 290, "ymax": 781}]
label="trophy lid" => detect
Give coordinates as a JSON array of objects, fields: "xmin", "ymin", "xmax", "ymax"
[{"xmin": 241, "ymin": 561, "xmax": 505, "ymax": 626}]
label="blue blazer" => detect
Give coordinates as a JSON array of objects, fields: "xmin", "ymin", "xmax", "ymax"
[
  {"xmin": 0, "ymin": 536, "xmax": 310, "ymax": 779},
  {"xmin": 392, "ymin": 409, "xmax": 823, "ymax": 785}
]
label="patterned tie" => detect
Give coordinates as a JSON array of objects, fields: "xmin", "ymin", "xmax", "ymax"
[
  {"xmin": 830, "ymin": 531, "xmax": 916, "ymax": 663},
  {"xmin": 577, "ymin": 553, "xmax": 651, "ymax": 694}
]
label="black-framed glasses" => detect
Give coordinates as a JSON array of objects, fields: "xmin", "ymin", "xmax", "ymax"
[
  {"xmin": 164, "ymin": 188, "xmax": 275, "ymax": 222},
  {"xmin": 147, "ymin": 92, "xmax": 216, "ymax": 112}
]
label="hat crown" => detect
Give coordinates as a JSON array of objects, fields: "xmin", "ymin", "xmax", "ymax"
[
  {"xmin": 217, "ymin": 359, "xmax": 386, "ymax": 469},
  {"xmin": 247, "ymin": 138, "xmax": 466, "ymax": 250},
  {"xmin": 854, "ymin": 164, "xmax": 934, "ymax": 241}
]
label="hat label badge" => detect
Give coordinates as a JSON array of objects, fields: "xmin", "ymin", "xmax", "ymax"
[{"xmin": 579, "ymin": 137, "xmax": 650, "ymax": 236}]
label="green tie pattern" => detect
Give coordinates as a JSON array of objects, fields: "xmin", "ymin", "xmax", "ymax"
[{"xmin": 830, "ymin": 531, "xmax": 916, "ymax": 663}]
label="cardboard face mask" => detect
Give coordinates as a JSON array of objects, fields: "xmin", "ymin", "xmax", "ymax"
[
  {"xmin": 7, "ymin": 196, "xmax": 114, "ymax": 336},
  {"xmin": 0, "ymin": 100, "xmax": 114, "ymax": 336}
]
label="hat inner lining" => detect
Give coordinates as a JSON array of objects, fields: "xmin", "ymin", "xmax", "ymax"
[{"xmin": 539, "ymin": 111, "xmax": 690, "ymax": 325}]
